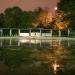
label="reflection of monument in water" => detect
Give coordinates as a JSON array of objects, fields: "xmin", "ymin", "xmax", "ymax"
[
  {"xmin": 33, "ymin": 40, "xmax": 72, "ymax": 75},
  {"xmin": 0, "ymin": 39, "xmax": 75, "ymax": 75},
  {"xmin": 0, "ymin": 38, "xmax": 71, "ymax": 47},
  {"xmin": 39, "ymin": 41, "xmax": 75, "ymax": 75}
]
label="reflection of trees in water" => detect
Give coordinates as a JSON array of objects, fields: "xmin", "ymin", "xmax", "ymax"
[
  {"xmin": 0, "ymin": 43, "xmax": 75, "ymax": 75},
  {"xmin": 36, "ymin": 41, "xmax": 75, "ymax": 74}
]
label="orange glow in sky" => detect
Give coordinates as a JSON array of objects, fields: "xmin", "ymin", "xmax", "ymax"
[{"xmin": 0, "ymin": 0, "xmax": 58, "ymax": 13}]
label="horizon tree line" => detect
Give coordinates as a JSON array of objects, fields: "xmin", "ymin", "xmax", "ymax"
[{"xmin": 0, "ymin": 0, "xmax": 75, "ymax": 30}]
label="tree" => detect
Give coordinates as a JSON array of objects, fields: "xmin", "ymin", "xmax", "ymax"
[
  {"xmin": 3, "ymin": 7, "xmax": 23, "ymax": 28},
  {"xmin": 58, "ymin": 0, "xmax": 75, "ymax": 15},
  {"xmin": 32, "ymin": 8, "xmax": 53, "ymax": 28},
  {"xmin": 4, "ymin": 8, "xmax": 15, "ymax": 28},
  {"xmin": 54, "ymin": 10, "xmax": 70, "ymax": 30},
  {"xmin": 57, "ymin": 0, "xmax": 75, "ymax": 30},
  {"xmin": 11, "ymin": 7, "xmax": 23, "ymax": 28},
  {"xmin": 0, "ymin": 6, "xmax": 35, "ymax": 28},
  {"xmin": 21, "ymin": 11, "xmax": 35, "ymax": 28}
]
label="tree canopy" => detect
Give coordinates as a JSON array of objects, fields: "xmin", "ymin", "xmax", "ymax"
[
  {"xmin": 57, "ymin": 0, "xmax": 75, "ymax": 30},
  {"xmin": 32, "ymin": 8, "xmax": 53, "ymax": 29},
  {"xmin": 57, "ymin": 0, "xmax": 75, "ymax": 15},
  {"xmin": 0, "ymin": 7, "xmax": 35, "ymax": 28}
]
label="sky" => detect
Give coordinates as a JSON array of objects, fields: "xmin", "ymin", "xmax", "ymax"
[{"xmin": 0, "ymin": 0, "xmax": 58, "ymax": 13}]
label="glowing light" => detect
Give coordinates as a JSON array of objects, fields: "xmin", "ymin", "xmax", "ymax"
[
  {"xmin": 52, "ymin": 61, "xmax": 60, "ymax": 74},
  {"xmin": 54, "ymin": 7, "xmax": 57, "ymax": 10}
]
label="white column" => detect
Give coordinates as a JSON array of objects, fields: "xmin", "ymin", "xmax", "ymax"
[
  {"xmin": 29, "ymin": 28, "xmax": 31, "ymax": 36},
  {"xmin": 59, "ymin": 30, "xmax": 61, "ymax": 37},
  {"xmin": 18, "ymin": 41, "xmax": 20, "ymax": 46},
  {"xmin": 68, "ymin": 29, "xmax": 70, "ymax": 37},
  {"xmin": 18, "ymin": 29, "xmax": 20, "ymax": 36},
  {"xmin": 10, "ymin": 29, "xmax": 12, "ymax": 36}
]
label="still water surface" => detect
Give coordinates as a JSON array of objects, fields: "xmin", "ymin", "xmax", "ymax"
[{"xmin": 0, "ymin": 38, "xmax": 75, "ymax": 75}]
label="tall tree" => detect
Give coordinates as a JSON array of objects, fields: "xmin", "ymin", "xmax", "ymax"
[
  {"xmin": 54, "ymin": 10, "xmax": 70, "ymax": 30},
  {"xmin": 2, "ymin": 6, "xmax": 36, "ymax": 28},
  {"xmin": 4, "ymin": 8, "xmax": 16, "ymax": 28},
  {"xmin": 12, "ymin": 7, "xmax": 23, "ymax": 28},
  {"xmin": 32, "ymin": 8, "xmax": 53, "ymax": 28},
  {"xmin": 57, "ymin": 0, "xmax": 75, "ymax": 30},
  {"xmin": 58, "ymin": 0, "xmax": 75, "ymax": 15},
  {"xmin": 21, "ymin": 11, "xmax": 35, "ymax": 28}
]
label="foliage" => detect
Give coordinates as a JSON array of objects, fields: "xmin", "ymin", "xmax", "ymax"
[
  {"xmin": 57, "ymin": 0, "xmax": 75, "ymax": 30},
  {"xmin": 32, "ymin": 8, "xmax": 53, "ymax": 28},
  {"xmin": 0, "ymin": 7, "xmax": 35, "ymax": 28},
  {"xmin": 57, "ymin": 0, "xmax": 75, "ymax": 15},
  {"xmin": 54, "ymin": 10, "xmax": 70, "ymax": 30}
]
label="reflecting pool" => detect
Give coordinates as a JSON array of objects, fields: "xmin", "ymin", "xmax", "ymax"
[{"xmin": 0, "ymin": 38, "xmax": 75, "ymax": 75}]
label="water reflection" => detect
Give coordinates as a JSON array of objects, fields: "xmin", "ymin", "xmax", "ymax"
[
  {"xmin": 52, "ymin": 60, "xmax": 60, "ymax": 74},
  {"xmin": 0, "ymin": 39, "xmax": 75, "ymax": 75},
  {"xmin": 0, "ymin": 38, "xmax": 72, "ymax": 47}
]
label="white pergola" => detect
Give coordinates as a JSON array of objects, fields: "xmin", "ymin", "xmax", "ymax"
[{"xmin": 0, "ymin": 28, "xmax": 70, "ymax": 37}]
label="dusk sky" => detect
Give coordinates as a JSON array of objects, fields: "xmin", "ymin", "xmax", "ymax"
[{"xmin": 0, "ymin": 0, "xmax": 58, "ymax": 13}]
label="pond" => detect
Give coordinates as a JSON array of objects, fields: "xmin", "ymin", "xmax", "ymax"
[{"xmin": 0, "ymin": 38, "xmax": 75, "ymax": 75}]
